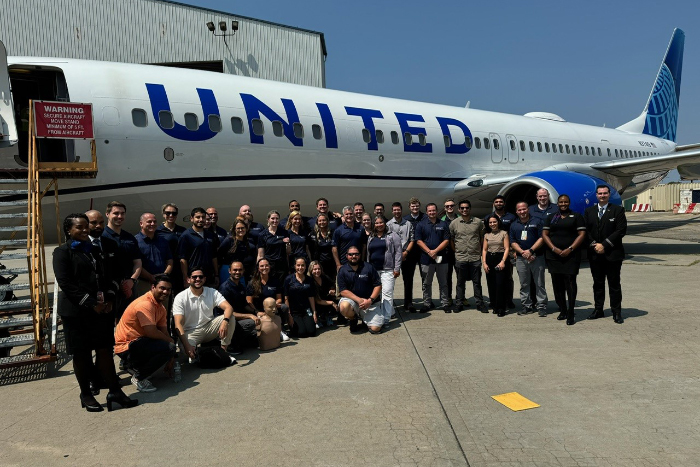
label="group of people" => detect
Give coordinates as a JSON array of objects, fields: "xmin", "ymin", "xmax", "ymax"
[{"xmin": 53, "ymin": 186, "xmax": 626, "ymax": 412}]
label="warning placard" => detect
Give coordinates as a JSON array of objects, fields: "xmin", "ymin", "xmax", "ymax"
[{"xmin": 34, "ymin": 101, "xmax": 94, "ymax": 139}]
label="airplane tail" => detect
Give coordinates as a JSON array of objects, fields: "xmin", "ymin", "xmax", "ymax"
[{"xmin": 617, "ymin": 28, "xmax": 684, "ymax": 142}]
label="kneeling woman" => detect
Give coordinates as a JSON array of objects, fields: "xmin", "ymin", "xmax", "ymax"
[
  {"xmin": 284, "ymin": 257, "xmax": 317, "ymax": 338},
  {"xmin": 53, "ymin": 213, "xmax": 138, "ymax": 412}
]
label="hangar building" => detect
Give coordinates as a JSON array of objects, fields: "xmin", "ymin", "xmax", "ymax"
[{"xmin": 0, "ymin": 0, "xmax": 327, "ymax": 87}]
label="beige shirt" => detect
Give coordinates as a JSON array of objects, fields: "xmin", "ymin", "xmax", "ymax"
[
  {"xmin": 449, "ymin": 217, "xmax": 485, "ymax": 262},
  {"xmin": 484, "ymin": 230, "xmax": 507, "ymax": 254},
  {"xmin": 257, "ymin": 314, "xmax": 282, "ymax": 351}
]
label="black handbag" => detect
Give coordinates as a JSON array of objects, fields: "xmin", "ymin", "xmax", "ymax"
[{"xmin": 197, "ymin": 346, "xmax": 233, "ymax": 369}]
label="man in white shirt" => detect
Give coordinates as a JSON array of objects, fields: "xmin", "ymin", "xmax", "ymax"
[{"xmin": 172, "ymin": 268, "xmax": 236, "ymax": 361}]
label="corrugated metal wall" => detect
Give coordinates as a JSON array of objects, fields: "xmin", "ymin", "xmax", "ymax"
[
  {"xmin": 0, "ymin": 0, "xmax": 325, "ymax": 87},
  {"xmin": 634, "ymin": 183, "xmax": 700, "ymax": 210}
]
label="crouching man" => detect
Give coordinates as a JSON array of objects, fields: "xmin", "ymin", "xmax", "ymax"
[
  {"xmin": 172, "ymin": 268, "xmax": 237, "ymax": 365},
  {"xmin": 337, "ymin": 246, "xmax": 383, "ymax": 334},
  {"xmin": 114, "ymin": 274, "xmax": 177, "ymax": 393}
]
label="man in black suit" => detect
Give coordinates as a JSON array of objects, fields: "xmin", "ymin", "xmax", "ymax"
[{"xmin": 583, "ymin": 185, "xmax": 627, "ymax": 324}]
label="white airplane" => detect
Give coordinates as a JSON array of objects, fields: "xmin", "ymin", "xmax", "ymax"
[{"xmin": 1, "ymin": 28, "xmax": 699, "ymax": 240}]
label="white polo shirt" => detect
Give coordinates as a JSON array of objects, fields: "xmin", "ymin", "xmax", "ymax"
[{"xmin": 172, "ymin": 286, "xmax": 227, "ymax": 333}]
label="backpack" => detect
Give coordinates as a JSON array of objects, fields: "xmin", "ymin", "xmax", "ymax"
[{"xmin": 197, "ymin": 346, "xmax": 233, "ymax": 369}]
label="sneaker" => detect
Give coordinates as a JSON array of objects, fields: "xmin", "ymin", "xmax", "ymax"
[
  {"xmin": 280, "ymin": 331, "xmax": 290, "ymax": 342},
  {"xmin": 382, "ymin": 322, "xmax": 390, "ymax": 329},
  {"xmin": 517, "ymin": 308, "xmax": 533, "ymax": 316},
  {"xmin": 478, "ymin": 305, "xmax": 488, "ymax": 314},
  {"xmin": 453, "ymin": 305, "xmax": 463, "ymax": 313},
  {"xmin": 229, "ymin": 356, "xmax": 238, "ymax": 366},
  {"xmin": 538, "ymin": 310, "xmax": 547, "ymax": 317},
  {"xmin": 131, "ymin": 376, "xmax": 157, "ymax": 393},
  {"xmin": 336, "ymin": 314, "xmax": 348, "ymax": 326},
  {"xmin": 316, "ymin": 322, "xmax": 322, "ymax": 329}
]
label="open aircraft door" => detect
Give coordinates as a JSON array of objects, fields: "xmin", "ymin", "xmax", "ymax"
[{"xmin": 0, "ymin": 42, "xmax": 18, "ymax": 148}]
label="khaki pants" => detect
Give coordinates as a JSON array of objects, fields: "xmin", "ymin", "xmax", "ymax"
[{"xmin": 182, "ymin": 315, "xmax": 236, "ymax": 349}]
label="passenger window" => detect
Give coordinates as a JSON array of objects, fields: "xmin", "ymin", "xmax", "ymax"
[
  {"xmin": 362, "ymin": 128, "xmax": 371, "ymax": 143},
  {"xmin": 509, "ymin": 140, "xmax": 515, "ymax": 151},
  {"xmin": 537, "ymin": 142, "xmax": 542, "ymax": 152},
  {"xmin": 376, "ymin": 129, "xmax": 384, "ymax": 144},
  {"xmin": 404, "ymin": 132, "xmax": 413, "ymax": 145},
  {"xmin": 558, "ymin": 144, "xmax": 563, "ymax": 153},
  {"xmin": 418, "ymin": 133, "xmax": 427, "ymax": 146},
  {"xmin": 607, "ymin": 148, "xmax": 611, "ymax": 157},
  {"xmin": 585, "ymin": 146, "xmax": 590, "ymax": 155},
  {"xmin": 578, "ymin": 145, "xmax": 583, "ymax": 155},
  {"xmin": 272, "ymin": 121, "xmax": 284, "ymax": 137},
  {"xmin": 565, "ymin": 144, "xmax": 570, "ymax": 154},
  {"xmin": 484, "ymin": 138, "xmax": 491, "ymax": 150},
  {"xmin": 208, "ymin": 115, "xmax": 222, "ymax": 133},
  {"xmin": 624, "ymin": 149, "xmax": 628, "ymax": 157},
  {"xmin": 312, "ymin": 124, "xmax": 322, "ymax": 140},
  {"xmin": 465, "ymin": 136, "xmax": 472, "ymax": 149},
  {"xmin": 492, "ymin": 138, "xmax": 498, "ymax": 150},
  {"xmin": 615, "ymin": 149, "xmax": 618, "ymax": 157},
  {"xmin": 552, "ymin": 143, "xmax": 557, "ymax": 153},
  {"xmin": 544, "ymin": 142, "xmax": 550, "ymax": 153},
  {"xmin": 475, "ymin": 137, "xmax": 481, "ymax": 149},
  {"xmin": 572, "ymin": 145, "xmax": 577, "ymax": 155},
  {"xmin": 519, "ymin": 140, "xmax": 525, "ymax": 151},
  {"xmin": 252, "ymin": 118, "xmax": 264, "ymax": 136},
  {"xmin": 293, "ymin": 122, "xmax": 304, "ymax": 139},
  {"xmin": 184, "ymin": 113, "xmax": 198, "ymax": 131},
  {"xmin": 443, "ymin": 135, "xmax": 451, "ymax": 148},
  {"xmin": 529, "ymin": 141, "xmax": 535, "ymax": 152},
  {"xmin": 598, "ymin": 148, "xmax": 602, "ymax": 157},
  {"xmin": 231, "ymin": 117, "xmax": 245, "ymax": 134},
  {"xmin": 158, "ymin": 110, "xmax": 174, "ymax": 129},
  {"xmin": 131, "ymin": 109, "xmax": 148, "ymax": 127},
  {"xmin": 391, "ymin": 131, "xmax": 399, "ymax": 144}
]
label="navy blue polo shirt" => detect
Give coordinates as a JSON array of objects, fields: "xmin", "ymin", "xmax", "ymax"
[
  {"xmin": 283, "ymin": 274, "xmax": 314, "ymax": 314},
  {"xmin": 529, "ymin": 203, "xmax": 558, "ymax": 222},
  {"xmin": 135, "ymin": 232, "xmax": 172, "ymax": 275},
  {"xmin": 257, "ymin": 227, "xmax": 290, "ymax": 262},
  {"xmin": 247, "ymin": 222, "xmax": 265, "ymax": 247},
  {"xmin": 218, "ymin": 236, "xmax": 257, "ymax": 274},
  {"xmin": 367, "ymin": 235, "xmax": 388, "ymax": 271},
  {"xmin": 246, "ymin": 277, "xmax": 282, "ymax": 311},
  {"xmin": 414, "ymin": 218, "xmax": 451, "ymax": 265},
  {"xmin": 332, "ymin": 222, "xmax": 366, "ymax": 265},
  {"xmin": 209, "ymin": 225, "xmax": 228, "ymax": 243},
  {"xmin": 509, "ymin": 216, "xmax": 543, "ymax": 254},
  {"xmin": 484, "ymin": 212, "xmax": 517, "ymax": 232},
  {"xmin": 156, "ymin": 224, "xmax": 187, "ymax": 257},
  {"xmin": 218, "ymin": 278, "xmax": 249, "ymax": 313},
  {"xmin": 337, "ymin": 261, "xmax": 380, "ymax": 300},
  {"xmin": 288, "ymin": 229, "xmax": 309, "ymax": 261},
  {"xmin": 101, "ymin": 226, "xmax": 142, "ymax": 280},
  {"xmin": 177, "ymin": 227, "xmax": 220, "ymax": 276},
  {"xmin": 307, "ymin": 230, "xmax": 335, "ymax": 264}
]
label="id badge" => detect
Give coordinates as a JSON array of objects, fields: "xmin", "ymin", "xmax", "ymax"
[{"xmin": 520, "ymin": 230, "xmax": 528, "ymax": 241}]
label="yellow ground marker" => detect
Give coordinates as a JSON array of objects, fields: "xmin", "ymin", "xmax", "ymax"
[{"xmin": 491, "ymin": 392, "xmax": 540, "ymax": 411}]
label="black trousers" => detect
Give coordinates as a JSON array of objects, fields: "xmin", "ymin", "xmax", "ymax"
[
  {"xmin": 401, "ymin": 252, "xmax": 420, "ymax": 306},
  {"xmin": 589, "ymin": 257, "xmax": 622, "ymax": 313},
  {"xmin": 551, "ymin": 273, "xmax": 577, "ymax": 312},
  {"xmin": 291, "ymin": 313, "xmax": 316, "ymax": 338},
  {"xmin": 484, "ymin": 253, "xmax": 506, "ymax": 312},
  {"xmin": 118, "ymin": 337, "xmax": 176, "ymax": 381}
]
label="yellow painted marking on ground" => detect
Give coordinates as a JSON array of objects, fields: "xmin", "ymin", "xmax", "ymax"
[{"xmin": 492, "ymin": 392, "xmax": 540, "ymax": 411}]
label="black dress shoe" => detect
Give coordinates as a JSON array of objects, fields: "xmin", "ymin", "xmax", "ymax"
[
  {"xmin": 587, "ymin": 310, "xmax": 605, "ymax": 320},
  {"xmin": 89, "ymin": 381, "xmax": 100, "ymax": 396},
  {"xmin": 106, "ymin": 391, "xmax": 138, "ymax": 412},
  {"xmin": 453, "ymin": 306, "xmax": 463, "ymax": 313},
  {"xmin": 80, "ymin": 393, "xmax": 104, "ymax": 412},
  {"xmin": 556, "ymin": 312, "xmax": 567, "ymax": 321},
  {"xmin": 497, "ymin": 310, "xmax": 506, "ymax": 317},
  {"xmin": 566, "ymin": 317, "xmax": 575, "ymax": 325},
  {"xmin": 613, "ymin": 312, "xmax": 624, "ymax": 324},
  {"xmin": 408, "ymin": 306, "xmax": 417, "ymax": 313},
  {"xmin": 419, "ymin": 306, "xmax": 430, "ymax": 313},
  {"xmin": 444, "ymin": 308, "xmax": 452, "ymax": 313}
]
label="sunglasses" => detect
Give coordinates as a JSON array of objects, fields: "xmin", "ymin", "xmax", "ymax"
[
  {"xmin": 459, "ymin": 207, "xmax": 471, "ymax": 210},
  {"xmin": 164, "ymin": 211, "xmax": 178, "ymax": 216},
  {"xmin": 445, "ymin": 204, "xmax": 455, "ymax": 208},
  {"xmin": 191, "ymin": 275, "xmax": 205, "ymax": 280},
  {"xmin": 347, "ymin": 253, "xmax": 360, "ymax": 256}
]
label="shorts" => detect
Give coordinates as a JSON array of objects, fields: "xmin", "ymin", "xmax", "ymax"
[{"xmin": 339, "ymin": 297, "xmax": 383, "ymax": 327}]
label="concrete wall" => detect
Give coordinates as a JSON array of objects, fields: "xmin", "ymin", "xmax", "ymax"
[{"xmin": 0, "ymin": 0, "xmax": 326, "ymax": 87}]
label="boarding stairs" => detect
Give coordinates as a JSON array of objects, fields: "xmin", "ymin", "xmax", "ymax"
[{"xmin": 0, "ymin": 99, "xmax": 97, "ymax": 370}]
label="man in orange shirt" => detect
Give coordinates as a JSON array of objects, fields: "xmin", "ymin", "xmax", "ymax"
[{"xmin": 114, "ymin": 274, "xmax": 177, "ymax": 393}]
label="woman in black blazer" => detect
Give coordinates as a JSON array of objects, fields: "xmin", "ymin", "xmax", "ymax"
[{"xmin": 53, "ymin": 213, "xmax": 137, "ymax": 412}]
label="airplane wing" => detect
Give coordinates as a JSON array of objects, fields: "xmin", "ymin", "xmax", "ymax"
[{"xmin": 590, "ymin": 145, "xmax": 700, "ymax": 177}]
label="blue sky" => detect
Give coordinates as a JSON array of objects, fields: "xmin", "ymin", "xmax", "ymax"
[{"xmin": 188, "ymin": 0, "xmax": 700, "ymax": 180}]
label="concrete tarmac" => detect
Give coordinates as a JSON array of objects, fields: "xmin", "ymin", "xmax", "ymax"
[{"xmin": 1, "ymin": 212, "xmax": 699, "ymax": 466}]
